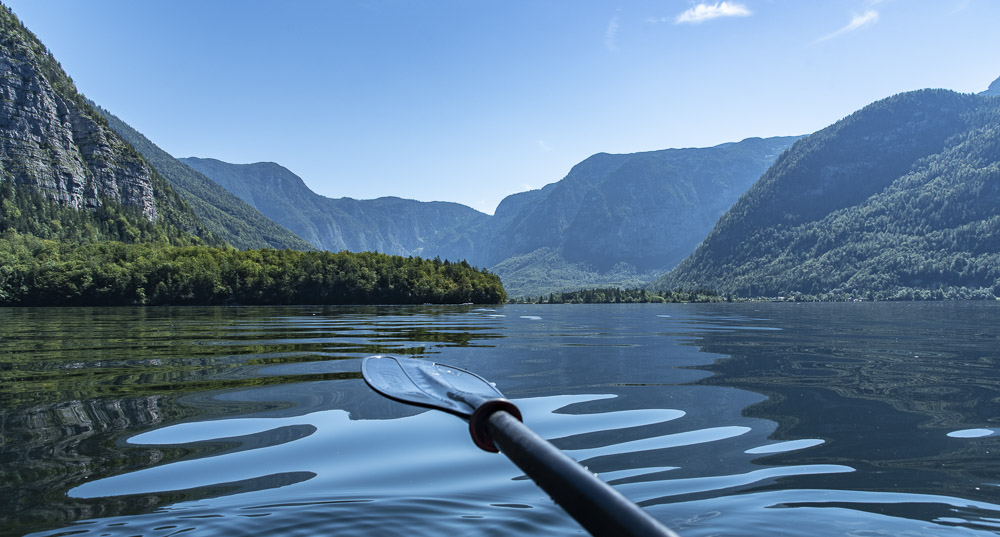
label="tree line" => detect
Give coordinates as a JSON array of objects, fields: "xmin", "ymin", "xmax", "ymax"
[
  {"xmin": 509, "ymin": 287, "xmax": 724, "ymax": 304},
  {"xmin": 0, "ymin": 232, "xmax": 507, "ymax": 306}
]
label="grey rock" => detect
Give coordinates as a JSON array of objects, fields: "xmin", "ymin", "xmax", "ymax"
[{"xmin": 0, "ymin": 19, "xmax": 157, "ymax": 220}]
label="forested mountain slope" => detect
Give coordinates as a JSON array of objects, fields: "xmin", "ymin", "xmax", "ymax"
[
  {"xmin": 656, "ymin": 89, "xmax": 1000, "ymax": 300},
  {"xmin": 98, "ymin": 108, "xmax": 313, "ymax": 251},
  {"xmin": 181, "ymin": 157, "xmax": 489, "ymax": 262}
]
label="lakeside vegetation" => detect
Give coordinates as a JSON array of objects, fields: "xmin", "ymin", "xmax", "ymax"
[
  {"xmin": 508, "ymin": 286, "xmax": 1000, "ymax": 304},
  {"xmin": 0, "ymin": 232, "xmax": 506, "ymax": 306},
  {"xmin": 509, "ymin": 287, "xmax": 726, "ymax": 304}
]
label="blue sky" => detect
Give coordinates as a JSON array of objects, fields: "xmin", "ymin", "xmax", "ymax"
[{"xmin": 7, "ymin": 1, "xmax": 999, "ymax": 214}]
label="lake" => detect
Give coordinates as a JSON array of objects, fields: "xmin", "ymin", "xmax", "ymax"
[{"xmin": 2, "ymin": 302, "xmax": 999, "ymax": 536}]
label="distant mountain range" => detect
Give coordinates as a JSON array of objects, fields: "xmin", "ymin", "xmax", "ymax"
[
  {"xmin": 180, "ymin": 158, "xmax": 488, "ymax": 263},
  {"xmin": 656, "ymin": 87, "xmax": 1000, "ymax": 300},
  {"xmin": 183, "ymin": 136, "xmax": 798, "ymax": 297},
  {"xmin": 478, "ymin": 137, "xmax": 799, "ymax": 295}
]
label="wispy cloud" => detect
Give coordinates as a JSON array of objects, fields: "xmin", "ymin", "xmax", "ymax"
[
  {"xmin": 675, "ymin": 2, "xmax": 752, "ymax": 24},
  {"xmin": 537, "ymin": 140, "xmax": 552, "ymax": 152},
  {"xmin": 815, "ymin": 10, "xmax": 879, "ymax": 42},
  {"xmin": 605, "ymin": 16, "xmax": 620, "ymax": 52}
]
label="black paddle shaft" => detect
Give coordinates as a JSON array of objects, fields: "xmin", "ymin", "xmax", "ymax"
[{"xmin": 484, "ymin": 409, "xmax": 679, "ymax": 537}]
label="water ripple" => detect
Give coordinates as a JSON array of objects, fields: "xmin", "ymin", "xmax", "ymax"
[{"xmin": 58, "ymin": 391, "xmax": 848, "ymax": 536}]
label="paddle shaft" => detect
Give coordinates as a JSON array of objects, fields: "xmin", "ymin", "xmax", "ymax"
[{"xmin": 486, "ymin": 410, "xmax": 679, "ymax": 537}]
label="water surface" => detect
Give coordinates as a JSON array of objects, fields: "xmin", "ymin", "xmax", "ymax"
[{"xmin": 2, "ymin": 303, "xmax": 999, "ymax": 536}]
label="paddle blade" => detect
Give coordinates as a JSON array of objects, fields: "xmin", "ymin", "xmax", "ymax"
[{"xmin": 361, "ymin": 356, "xmax": 506, "ymax": 418}]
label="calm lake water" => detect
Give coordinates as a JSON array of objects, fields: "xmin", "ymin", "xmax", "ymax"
[{"xmin": 2, "ymin": 302, "xmax": 1000, "ymax": 536}]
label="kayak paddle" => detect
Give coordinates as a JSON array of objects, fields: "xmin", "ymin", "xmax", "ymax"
[{"xmin": 361, "ymin": 355, "xmax": 680, "ymax": 537}]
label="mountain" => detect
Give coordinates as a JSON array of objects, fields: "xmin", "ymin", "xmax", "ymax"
[
  {"xmin": 0, "ymin": 5, "xmax": 214, "ymax": 245},
  {"xmin": 565, "ymin": 137, "xmax": 803, "ymax": 270},
  {"xmin": 481, "ymin": 136, "xmax": 800, "ymax": 296},
  {"xmin": 180, "ymin": 157, "xmax": 489, "ymax": 261},
  {"xmin": 96, "ymin": 107, "xmax": 313, "ymax": 251},
  {"xmin": 982, "ymin": 76, "xmax": 1000, "ymax": 96},
  {"xmin": 184, "ymin": 136, "xmax": 797, "ymax": 297},
  {"xmin": 655, "ymin": 88, "xmax": 1000, "ymax": 300}
]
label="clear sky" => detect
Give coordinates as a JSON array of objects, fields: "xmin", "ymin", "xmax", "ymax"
[{"xmin": 6, "ymin": 0, "xmax": 999, "ymax": 214}]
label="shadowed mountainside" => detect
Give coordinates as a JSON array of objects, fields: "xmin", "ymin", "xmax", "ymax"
[{"xmin": 656, "ymin": 88, "xmax": 1000, "ymax": 300}]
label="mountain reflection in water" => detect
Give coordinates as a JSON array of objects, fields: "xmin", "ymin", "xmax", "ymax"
[{"xmin": 1, "ymin": 303, "xmax": 999, "ymax": 536}]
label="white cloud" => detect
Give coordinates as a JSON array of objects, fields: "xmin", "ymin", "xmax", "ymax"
[
  {"xmin": 950, "ymin": 0, "xmax": 970, "ymax": 14},
  {"xmin": 605, "ymin": 16, "xmax": 620, "ymax": 52},
  {"xmin": 675, "ymin": 2, "xmax": 752, "ymax": 24},
  {"xmin": 815, "ymin": 10, "xmax": 879, "ymax": 42},
  {"xmin": 537, "ymin": 140, "xmax": 552, "ymax": 152}
]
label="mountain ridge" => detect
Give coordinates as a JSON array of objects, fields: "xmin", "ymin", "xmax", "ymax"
[
  {"xmin": 181, "ymin": 157, "xmax": 489, "ymax": 261},
  {"xmin": 96, "ymin": 108, "xmax": 314, "ymax": 251},
  {"xmin": 982, "ymin": 75, "xmax": 1000, "ymax": 96},
  {"xmin": 655, "ymin": 88, "xmax": 1000, "ymax": 299},
  {"xmin": 482, "ymin": 136, "xmax": 801, "ymax": 295}
]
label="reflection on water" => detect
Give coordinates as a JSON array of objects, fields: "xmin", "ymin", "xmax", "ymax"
[
  {"xmin": 948, "ymin": 429, "xmax": 996, "ymax": 438},
  {"xmin": 2, "ymin": 303, "xmax": 1000, "ymax": 536},
  {"xmin": 694, "ymin": 303, "xmax": 1000, "ymax": 503},
  {"xmin": 0, "ymin": 306, "xmax": 502, "ymax": 535}
]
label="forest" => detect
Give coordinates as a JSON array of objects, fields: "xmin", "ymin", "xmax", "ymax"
[
  {"xmin": 0, "ymin": 231, "xmax": 506, "ymax": 306},
  {"xmin": 0, "ymin": 181, "xmax": 506, "ymax": 306}
]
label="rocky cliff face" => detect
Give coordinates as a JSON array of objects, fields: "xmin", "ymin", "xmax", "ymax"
[{"xmin": 0, "ymin": 6, "xmax": 157, "ymax": 220}]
